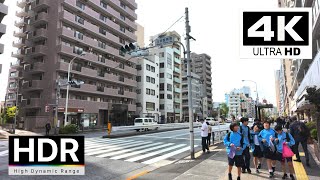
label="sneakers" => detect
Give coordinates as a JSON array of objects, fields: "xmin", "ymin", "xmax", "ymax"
[
  {"xmin": 228, "ymin": 173, "xmax": 232, "ymax": 180},
  {"xmin": 290, "ymin": 174, "xmax": 295, "ymax": 180},
  {"xmin": 258, "ymin": 163, "xmax": 261, "ymax": 169},
  {"xmin": 282, "ymin": 173, "xmax": 288, "ymax": 179},
  {"xmin": 237, "ymin": 176, "xmax": 240, "ymax": 180},
  {"xmin": 242, "ymin": 168, "xmax": 246, "ymax": 173},
  {"xmin": 247, "ymin": 168, "xmax": 251, "ymax": 174},
  {"xmin": 269, "ymin": 172, "xmax": 274, "ymax": 178}
]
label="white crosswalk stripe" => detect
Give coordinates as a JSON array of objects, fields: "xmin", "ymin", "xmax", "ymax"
[
  {"xmin": 0, "ymin": 150, "xmax": 8, "ymax": 157},
  {"xmin": 85, "ymin": 138, "xmax": 198, "ymax": 165}
]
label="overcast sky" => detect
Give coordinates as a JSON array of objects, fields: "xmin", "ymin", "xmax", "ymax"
[{"xmin": 0, "ymin": 0, "xmax": 280, "ymax": 105}]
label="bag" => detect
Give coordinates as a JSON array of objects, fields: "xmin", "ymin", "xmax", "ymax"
[
  {"xmin": 282, "ymin": 142, "xmax": 294, "ymax": 158},
  {"xmin": 298, "ymin": 122, "xmax": 310, "ymax": 137},
  {"xmin": 269, "ymin": 137, "xmax": 276, "ymax": 152},
  {"xmin": 228, "ymin": 145, "xmax": 236, "ymax": 159}
]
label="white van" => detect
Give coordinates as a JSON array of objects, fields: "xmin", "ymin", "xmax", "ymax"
[
  {"xmin": 134, "ymin": 118, "xmax": 159, "ymax": 132},
  {"xmin": 205, "ymin": 117, "xmax": 219, "ymax": 126}
]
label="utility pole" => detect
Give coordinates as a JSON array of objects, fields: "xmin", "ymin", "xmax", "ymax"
[
  {"xmin": 185, "ymin": 7, "xmax": 194, "ymax": 159},
  {"xmin": 54, "ymin": 80, "xmax": 60, "ymax": 135}
]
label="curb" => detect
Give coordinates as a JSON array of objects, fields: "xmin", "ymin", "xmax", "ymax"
[{"xmin": 103, "ymin": 127, "xmax": 190, "ymax": 138}]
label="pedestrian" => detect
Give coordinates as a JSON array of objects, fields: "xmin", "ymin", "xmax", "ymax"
[
  {"xmin": 45, "ymin": 122, "xmax": 51, "ymax": 136},
  {"xmin": 285, "ymin": 118, "xmax": 290, "ymax": 130},
  {"xmin": 238, "ymin": 117, "xmax": 252, "ymax": 174},
  {"xmin": 274, "ymin": 124, "xmax": 296, "ymax": 180},
  {"xmin": 200, "ymin": 119, "xmax": 209, "ymax": 153},
  {"xmin": 224, "ymin": 122, "xmax": 247, "ymax": 180},
  {"xmin": 289, "ymin": 116, "xmax": 310, "ymax": 167},
  {"xmin": 251, "ymin": 119, "xmax": 263, "ymax": 131},
  {"xmin": 259, "ymin": 120, "xmax": 277, "ymax": 178},
  {"xmin": 206, "ymin": 122, "xmax": 212, "ymax": 147},
  {"xmin": 250, "ymin": 124, "xmax": 263, "ymax": 173}
]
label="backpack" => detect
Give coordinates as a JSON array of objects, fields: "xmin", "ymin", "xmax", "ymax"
[
  {"xmin": 275, "ymin": 132, "xmax": 290, "ymax": 142},
  {"xmin": 227, "ymin": 132, "xmax": 244, "ymax": 147},
  {"xmin": 240, "ymin": 126, "xmax": 253, "ymax": 144}
]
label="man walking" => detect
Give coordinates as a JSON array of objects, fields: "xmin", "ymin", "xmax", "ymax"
[
  {"xmin": 289, "ymin": 116, "xmax": 310, "ymax": 167},
  {"xmin": 200, "ymin": 119, "xmax": 209, "ymax": 153},
  {"xmin": 239, "ymin": 117, "xmax": 252, "ymax": 174}
]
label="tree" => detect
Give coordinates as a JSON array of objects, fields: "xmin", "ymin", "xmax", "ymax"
[
  {"xmin": 6, "ymin": 106, "xmax": 17, "ymax": 124},
  {"xmin": 219, "ymin": 103, "xmax": 229, "ymax": 118},
  {"xmin": 305, "ymin": 87, "xmax": 320, "ymax": 146}
]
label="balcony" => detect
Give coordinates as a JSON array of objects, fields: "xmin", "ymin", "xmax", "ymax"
[
  {"xmin": 174, "ymin": 77, "xmax": 181, "ymax": 83},
  {"xmin": 12, "ymin": 39, "xmax": 26, "ymax": 48},
  {"xmin": 29, "ymin": 28, "xmax": 48, "ymax": 41},
  {"xmin": 10, "ymin": 61, "xmax": 22, "ymax": 69},
  {"xmin": 25, "ymin": 98, "xmax": 41, "ymax": 109},
  {"xmin": 14, "ymin": 19, "xmax": 26, "ymax": 28},
  {"xmin": 17, "ymin": 0, "xmax": 29, "ymax": 8},
  {"xmin": 15, "ymin": 9, "xmax": 29, "ymax": 18},
  {"xmin": 11, "ymin": 49, "xmax": 25, "ymax": 58},
  {"xmin": 173, "ymin": 47, "xmax": 181, "ymax": 55},
  {"xmin": 29, "ymin": 62, "xmax": 45, "ymax": 73},
  {"xmin": 31, "ymin": 0, "xmax": 49, "ymax": 12},
  {"xmin": 174, "ymin": 58, "xmax": 181, "ymax": 64},
  {"xmin": 109, "ymin": 0, "xmax": 137, "ymax": 20},
  {"xmin": 175, "ymin": 108, "xmax": 181, "ymax": 113},
  {"xmin": 174, "ymin": 98, "xmax": 181, "ymax": 104},
  {"xmin": 174, "ymin": 67, "xmax": 181, "ymax": 74},
  {"xmin": 23, "ymin": 80, "xmax": 44, "ymax": 91},
  {"xmin": 30, "ymin": 12, "xmax": 49, "ymax": 26},
  {"xmin": 174, "ymin": 88, "xmax": 181, "ymax": 93},
  {"xmin": 13, "ymin": 29, "xmax": 26, "ymax": 38},
  {"xmin": 26, "ymin": 45, "xmax": 48, "ymax": 57}
]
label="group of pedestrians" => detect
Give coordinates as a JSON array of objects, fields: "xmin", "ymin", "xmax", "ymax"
[{"xmin": 223, "ymin": 116, "xmax": 310, "ymax": 180}]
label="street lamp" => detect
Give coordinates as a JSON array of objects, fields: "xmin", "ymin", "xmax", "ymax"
[
  {"xmin": 64, "ymin": 52, "xmax": 86, "ymax": 126},
  {"xmin": 242, "ymin": 80, "xmax": 259, "ymax": 119}
]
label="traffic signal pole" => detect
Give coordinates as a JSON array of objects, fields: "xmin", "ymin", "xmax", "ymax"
[{"xmin": 185, "ymin": 7, "xmax": 195, "ymax": 159}]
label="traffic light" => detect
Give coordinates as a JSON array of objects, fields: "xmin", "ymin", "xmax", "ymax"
[{"xmin": 120, "ymin": 43, "xmax": 137, "ymax": 54}]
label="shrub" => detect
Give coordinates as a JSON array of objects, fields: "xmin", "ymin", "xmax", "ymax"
[
  {"xmin": 306, "ymin": 121, "xmax": 317, "ymax": 131},
  {"xmin": 59, "ymin": 124, "xmax": 78, "ymax": 134},
  {"xmin": 311, "ymin": 129, "xmax": 318, "ymax": 141}
]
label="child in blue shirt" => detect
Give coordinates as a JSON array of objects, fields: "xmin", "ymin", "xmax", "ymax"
[
  {"xmin": 258, "ymin": 120, "xmax": 277, "ymax": 178},
  {"xmin": 274, "ymin": 125, "xmax": 296, "ymax": 180},
  {"xmin": 250, "ymin": 124, "xmax": 263, "ymax": 173},
  {"xmin": 224, "ymin": 122, "xmax": 248, "ymax": 180}
]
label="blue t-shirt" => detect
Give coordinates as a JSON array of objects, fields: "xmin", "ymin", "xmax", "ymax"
[
  {"xmin": 224, "ymin": 131, "xmax": 247, "ymax": 155},
  {"xmin": 258, "ymin": 128, "xmax": 276, "ymax": 146}
]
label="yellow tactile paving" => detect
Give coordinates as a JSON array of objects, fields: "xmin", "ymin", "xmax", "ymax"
[{"xmin": 292, "ymin": 155, "xmax": 309, "ymax": 180}]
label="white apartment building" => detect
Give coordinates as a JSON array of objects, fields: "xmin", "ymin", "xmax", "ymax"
[
  {"xmin": 136, "ymin": 55, "xmax": 160, "ymax": 122},
  {"xmin": 227, "ymin": 86, "xmax": 253, "ymax": 118}
]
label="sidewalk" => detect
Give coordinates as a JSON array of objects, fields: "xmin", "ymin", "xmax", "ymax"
[{"xmin": 138, "ymin": 144, "xmax": 320, "ymax": 180}]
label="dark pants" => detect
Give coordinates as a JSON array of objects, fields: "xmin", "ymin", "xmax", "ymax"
[
  {"xmin": 207, "ymin": 133, "xmax": 211, "ymax": 146},
  {"xmin": 202, "ymin": 137, "xmax": 209, "ymax": 152},
  {"xmin": 46, "ymin": 129, "xmax": 50, "ymax": 135},
  {"xmin": 293, "ymin": 140, "xmax": 309, "ymax": 163},
  {"xmin": 242, "ymin": 147, "xmax": 251, "ymax": 169},
  {"xmin": 212, "ymin": 132, "xmax": 215, "ymax": 145}
]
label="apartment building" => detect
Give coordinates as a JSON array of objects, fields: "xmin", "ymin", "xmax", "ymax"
[
  {"xmin": 0, "ymin": 0, "xmax": 8, "ymax": 73},
  {"xmin": 227, "ymin": 86, "xmax": 253, "ymax": 118},
  {"xmin": 274, "ymin": 70, "xmax": 281, "ymax": 114},
  {"xmin": 8, "ymin": 0, "xmax": 138, "ymax": 131},
  {"xmin": 136, "ymin": 55, "xmax": 160, "ymax": 122},
  {"xmin": 151, "ymin": 31, "xmax": 182, "ymax": 123}
]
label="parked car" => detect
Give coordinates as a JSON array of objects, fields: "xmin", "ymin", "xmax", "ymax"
[
  {"xmin": 134, "ymin": 118, "xmax": 159, "ymax": 132},
  {"xmin": 249, "ymin": 118, "xmax": 254, "ymax": 123},
  {"xmin": 225, "ymin": 119, "xmax": 232, "ymax": 123},
  {"xmin": 205, "ymin": 117, "xmax": 219, "ymax": 126}
]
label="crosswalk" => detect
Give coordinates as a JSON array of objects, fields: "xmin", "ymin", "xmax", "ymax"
[{"xmin": 85, "ymin": 138, "xmax": 197, "ymax": 164}]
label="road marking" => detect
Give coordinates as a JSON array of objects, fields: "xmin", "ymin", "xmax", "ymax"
[
  {"xmin": 142, "ymin": 146, "xmax": 192, "ymax": 164},
  {"xmin": 85, "ymin": 138, "xmax": 134, "ymax": 144},
  {"xmin": 85, "ymin": 141, "xmax": 145, "ymax": 153},
  {"xmin": 126, "ymin": 170, "xmax": 149, "ymax": 180},
  {"xmin": 96, "ymin": 142, "xmax": 163, "ymax": 158},
  {"xmin": 292, "ymin": 155, "xmax": 308, "ymax": 180},
  {"xmin": 126, "ymin": 144, "xmax": 186, "ymax": 162},
  {"xmin": 110, "ymin": 143, "xmax": 174, "ymax": 160},
  {"xmin": 85, "ymin": 140, "xmax": 139, "ymax": 149},
  {"xmin": 0, "ymin": 150, "xmax": 8, "ymax": 156},
  {"xmin": 85, "ymin": 141, "xmax": 151, "ymax": 156}
]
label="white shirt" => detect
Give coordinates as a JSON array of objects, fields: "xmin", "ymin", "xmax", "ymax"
[
  {"xmin": 201, "ymin": 122, "xmax": 208, "ymax": 137},
  {"xmin": 254, "ymin": 134, "xmax": 260, "ymax": 145}
]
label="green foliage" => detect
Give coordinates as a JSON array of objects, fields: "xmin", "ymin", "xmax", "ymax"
[
  {"xmin": 311, "ymin": 129, "xmax": 318, "ymax": 141},
  {"xmin": 306, "ymin": 121, "xmax": 317, "ymax": 131},
  {"xmin": 219, "ymin": 103, "xmax": 229, "ymax": 118},
  {"xmin": 59, "ymin": 124, "xmax": 78, "ymax": 134},
  {"xmin": 6, "ymin": 106, "xmax": 17, "ymax": 122},
  {"xmin": 305, "ymin": 87, "xmax": 320, "ymax": 111}
]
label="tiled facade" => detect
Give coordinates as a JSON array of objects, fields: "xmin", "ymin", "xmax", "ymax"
[{"xmin": 8, "ymin": 0, "xmax": 138, "ymax": 131}]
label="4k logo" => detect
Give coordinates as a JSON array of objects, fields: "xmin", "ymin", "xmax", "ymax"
[{"xmin": 240, "ymin": 9, "xmax": 312, "ymax": 59}]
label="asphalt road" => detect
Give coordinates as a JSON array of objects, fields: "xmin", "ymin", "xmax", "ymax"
[{"xmin": 0, "ymin": 125, "xmax": 230, "ymax": 180}]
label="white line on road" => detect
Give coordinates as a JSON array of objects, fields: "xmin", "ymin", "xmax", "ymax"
[
  {"xmin": 96, "ymin": 142, "xmax": 163, "ymax": 158},
  {"xmin": 85, "ymin": 140, "xmax": 144, "ymax": 153},
  {"xmin": 110, "ymin": 143, "xmax": 174, "ymax": 160},
  {"xmin": 142, "ymin": 146, "xmax": 194, "ymax": 164},
  {"xmin": 125, "ymin": 144, "xmax": 186, "ymax": 162},
  {"xmin": 85, "ymin": 141, "xmax": 151, "ymax": 156},
  {"xmin": 85, "ymin": 139, "xmax": 138, "ymax": 149}
]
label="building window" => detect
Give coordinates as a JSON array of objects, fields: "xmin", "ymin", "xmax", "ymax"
[
  {"xmin": 136, "ymin": 65, "xmax": 142, "ymax": 70},
  {"xmin": 146, "ymin": 88, "xmax": 151, "ymax": 95},
  {"xmin": 136, "ymin": 89, "xmax": 141, "ymax": 94},
  {"xmin": 99, "ymin": 27, "xmax": 107, "ymax": 35},
  {"xmin": 120, "ymin": 2, "xmax": 126, "ymax": 9},
  {"xmin": 167, "ymin": 94, "xmax": 172, "ymax": 99},
  {"xmin": 100, "ymin": 0, "xmax": 107, "ymax": 9},
  {"xmin": 136, "ymin": 76, "xmax": 141, "ymax": 82},
  {"xmin": 146, "ymin": 64, "xmax": 150, "ymax": 71},
  {"xmin": 160, "ymin": 83, "xmax": 164, "ymax": 91},
  {"xmin": 151, "ymin": 78, "xmax": 155, "ymax": 84},
  {"xmin": 75, "ymin": 15, "xmax": 84, "ymax": 25},
  {"xmin": 151, "ymin": 90, "xmax": 155, "ymax": 96},
  {"xmin": 167, "ymin": 73, "xmax": 172, "ymax": 79},
  {"xmin": 76, "ymin": 0, "xmax": 85, "ymax": 10},
  {"xmin": 146, "ymin": 102, "xmax": 155, "ymax": 111},
  {"xmin": 159, "ymin": 52, "xmax": 164, "ymax": 57},
  {"xmin": 167, "ymin": 53, "xmax": 172, "ymax": 69},
  {"xmin": 146, "ymin": 76, "xmax": 150, "ymax": 82},
  {"xmin": 160, "ymin": 73, "xmax": 164, "ymax": 78},
  {"xmin": 98, "ymin": 41, "xmax": 106, "ymax": 49},
  {"xmin": 74, "ymin": 31, "xmax": 83, "ymax": 40},
  {"xmin": 151, "ymin": 66, "xmax": 155, "ymax": 72},
  {"xmin": 160, "ymin": 63, "xmax": 164, "ymax": 68},
  {"xmin": 167, "ymin": 83, "xmax": 172, "ymax": 91},
  {"xmin": 160, "ymin": 94, "xmax": 164, "ymax": 99},
  {"xmin": 120, "ymin": 26, "xmax": 126, "ymax": 33},
  {"xmin": 120, "ymin": 14, "xmax": 126, "ymax": 21},
  {"xmin": 10, "ymin": 72, "xmax": 17, "ymax": 77},
  {"xmin": 120, "ymin": 38, "xmax": 125, "ymax": 44},
  {"xmin": 99, "ymin": 14, "xmax": 107, "ymax": 22},
  {"xmin": 160, "ymin": 104, "xmax": 164, "ymax": 110}
]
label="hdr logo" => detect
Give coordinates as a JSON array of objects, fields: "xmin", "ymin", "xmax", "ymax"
[
  {"xmin": 240, "ymin": 8, "xmax": 312, "ymax": 59},
  {"xmin": 8, "ymin": 136, "xmax": 85, "ymax": 175}
]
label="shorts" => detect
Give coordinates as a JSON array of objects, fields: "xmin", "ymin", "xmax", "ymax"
[
  {"xmin": 274, "ymin": 152, "xmax": 293, "ymax": 162},
  {"xmin": 228, "ymin": 155, "xmax": 244, "ymax": 167},
  {"xmin": 252, "ymin": 145, "xmax": 263, "ymax": 158}
]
